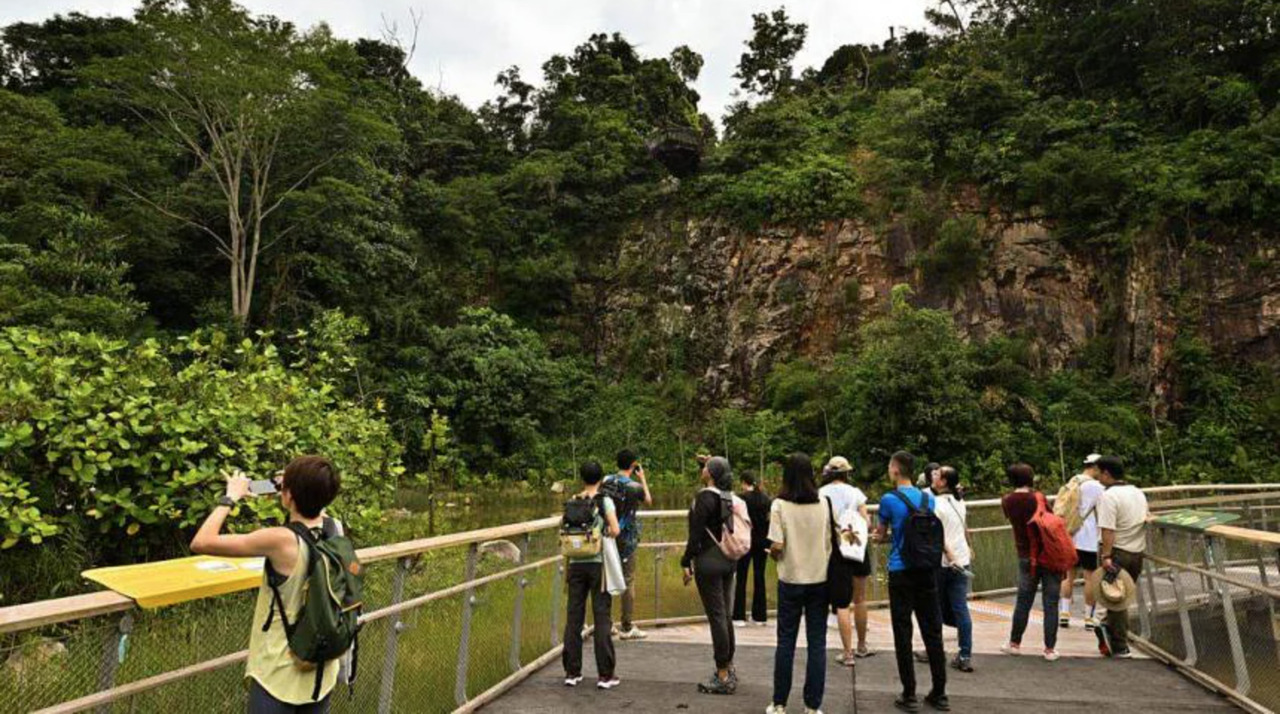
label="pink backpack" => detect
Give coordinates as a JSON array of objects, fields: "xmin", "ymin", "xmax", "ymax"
[{"xmin": 704, "ymin": 489, "xmax": 752, "ymax": 561}]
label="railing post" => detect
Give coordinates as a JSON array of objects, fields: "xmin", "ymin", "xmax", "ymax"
[
  {"xmin": 653, "ymin": 548, "xmax": 663, "ymax": 622},
  {"xmin": 1135, "ymin": 561, "xmax": 1152, "ymax": 639},
  {"xmin": 508, "ymin": 534, "xmax": 530, "ymax": 673},
  {"xmin": 377, "ymin": 556, "xmax": 412, "ymax": 714},
  {"xmin": 1205, "ymin": 535, "xmax": 1251, "ymax": 695},
  {"xmin": 455, "ymin": 543, "xmax": 480, "ymax": 707},
  {"xmin": 1143, "ymin": 528, "xmax": 1158, "ymax": 626},
  {"xmin": 94, "ymin": 612, "xmax": 133, "ymax": 714},
  {"xmin": 1168, "ymin": 563, "xmax": 1197, "ymax": 667},
  {"xmin": 551, "ymin": 558, "xmax": 563, "ymax": 646}
]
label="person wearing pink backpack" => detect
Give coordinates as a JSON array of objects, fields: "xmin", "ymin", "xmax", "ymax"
[{"xmin": 681, "ymin": 455, "xmax": 749, "ymax": 695}]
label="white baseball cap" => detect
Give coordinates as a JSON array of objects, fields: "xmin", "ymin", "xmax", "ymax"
[{"xmin": 1083, "ymin": 453, "xmax": 1102, "ymax": 465}]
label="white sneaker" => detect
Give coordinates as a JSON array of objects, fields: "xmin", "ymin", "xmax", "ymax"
[
  {"xmin": 805, "ymin": 709, "xmax": 825, "ymax": 714},
  {"xmin": 597, "ymin": 677, "xmax": 621, "ymax": 689},
  {"xmin": 564, "ymin": 675, "xmax": 583, "ymax": 687},
  {"xmin": 764, "ymin": 705, "xmax": 786, "ymax": 714},
  {"xmin": 1001, "ymin": 642, "xmax": 1021, "ymax": 656},
  {"xmin": 733, "ymin": 619, "xmax": 748, "ymax": 628},
  {"xmin": 753, "ymin": 619, "xmax": 770, "ymax": 627},
  {"xmin": 1044, "ymin": 648, "xmax": 1060, "ymax": 662},
  {"xmin": 619, "ymin": 626, "xmax": 648, "ymax": 640}
]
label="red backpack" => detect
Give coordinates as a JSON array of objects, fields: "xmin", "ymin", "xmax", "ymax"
[{"xmin": 1028, "ymin": 492, "xmax": 1077, "ymax": 575}]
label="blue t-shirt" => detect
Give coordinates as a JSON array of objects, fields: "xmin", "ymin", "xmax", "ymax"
[{"xmin": 877, "ymin": 486, "xmax": 936, "ymax": 573}]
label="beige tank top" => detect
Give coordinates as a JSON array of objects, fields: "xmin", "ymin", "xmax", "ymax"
[{"xmin": 245, "ymin": 535, "xmax": 340, "ymax": 704}]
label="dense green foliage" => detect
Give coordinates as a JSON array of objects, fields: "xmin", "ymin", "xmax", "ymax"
[{"xmin": 0, "ymin": 0, "xmax": 1276, "ymax": 586}]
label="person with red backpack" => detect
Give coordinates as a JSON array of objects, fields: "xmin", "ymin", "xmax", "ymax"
[
  {"xmin": 1000, "ymin": 463, "xmax": 1071, "ymax": 661},
  {"xmin": 681, "ymin": 455, "xmax": 749, "ymax": 695}
]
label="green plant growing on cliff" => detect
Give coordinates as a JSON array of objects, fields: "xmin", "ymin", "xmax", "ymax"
[{"xmin": 913, "ymin": 216, "xmax": 986, "ymax": 296}]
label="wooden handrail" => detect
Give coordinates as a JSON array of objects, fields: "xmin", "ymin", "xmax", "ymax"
[{"xmin": 3, "ymin": 483, "xmax": 1276, "ymax": 636}]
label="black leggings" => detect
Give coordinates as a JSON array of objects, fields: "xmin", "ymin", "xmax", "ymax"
[{"xmin": 248, "ymin": 680, "xmax": 330, "ymax": 714}]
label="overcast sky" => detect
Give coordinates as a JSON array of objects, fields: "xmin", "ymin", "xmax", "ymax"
[{"xmin": 3, "ymin": 1, "xmax": 934, "ymax": 119}]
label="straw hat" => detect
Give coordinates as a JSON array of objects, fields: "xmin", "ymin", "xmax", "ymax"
[{"xmin": 1091, "ymin": 567, "xmax": 1137, "ymax": 611}]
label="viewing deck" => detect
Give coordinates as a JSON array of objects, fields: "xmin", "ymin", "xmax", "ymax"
[{"xmin": 485, "ymin": 594, "xmax": 1240, "ymax": 713}]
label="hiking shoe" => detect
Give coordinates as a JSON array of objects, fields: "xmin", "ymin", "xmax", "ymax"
[
  {"xmin": 950, "ymin": 655, "xmax": 973, "ymax": 672},
  {"xmin": 854, "ymin": 646, "xmax": 876, "ymax": 658},
  {"xmin": 1000, "ymin": 642, "xmax": 1021, "ymax": 656},
  {"xmin": 1084, "ymin": 616, "xmax": 1099, "ymax": 632},
  {"xmin": 733, "ymin": 619, "xmax": 748, "ymax": 628},
  {"xmin": 1044, "ymin": 648, "xmax": 1060, "ymax": 662},
  {"xmin": 894, "ymin": 694, "xmax": 921, "ymax": 712},
  {"xmin": 924, "ymin": 692, "xmax": 951, "ymax": 711},
  {"xmin": 564, "ymin": 675, "xmax": 583, "ymax": 687},
  {"xmin": 696, "ymin": 674, "xmax": 734, "ymax": 695},
  {"xmin": 1059, "ymin": 614, "xmax": 1070, "ymax": 629},
  {"xmin": 597, "ymin": 677, "xmax": 621, "ymax": 690},
  {"xmin": 1095, "ymin": 625, "xmax": 1113, "ymax": 657},
  {"xmin": 619, "ymin": 626, "xmax": 647, "ymax": 641},
  {"xmin": 765, "ymin": 706, "xmax": 786, "ymax": 714},
  {"xmin": 1114, "ymin": 648, "xmax": 1133, "ymax": 659}
]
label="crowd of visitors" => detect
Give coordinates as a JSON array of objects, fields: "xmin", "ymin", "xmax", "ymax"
[{"xmin": 553, "ymin": 448, "xmax": 1150, "ymax": 714}]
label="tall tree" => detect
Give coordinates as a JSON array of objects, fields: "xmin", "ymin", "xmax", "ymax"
[
  {"xmin": 734, "ymin": 7, "xmax": 808, "ymax": 97},
  {"xmin": 89, "ymin": 0, "xmax": 346, "ymax": 323}
]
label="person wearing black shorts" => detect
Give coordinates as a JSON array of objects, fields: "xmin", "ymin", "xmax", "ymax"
[{"xmin": 819, "ymin": 457, "xmax": 874, "ymax": 664}]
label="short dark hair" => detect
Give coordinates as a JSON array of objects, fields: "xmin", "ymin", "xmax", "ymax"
[
  {"xmin": 616, "ymin": 450, "xmax": 637, "ymax": 471},
  {"xmin": 580, "ymin": 461, "xmax": 604, "ymax": 485},
  {"xmin": 939, "ymin": 465, "xmax": 960, "ymax": 495},
  {"xmin": 1006, "ymin": 462, "xmax": 1035, "ymax": 488},
  {"xmin": 739, "ymin": 470, "xmax": 757, "ymax": 487},
  {"xmin": 890, "ymin": 451, "xmax": 915, "ymax": 479},
  {"xmin": 1097, "ymin": 455, "xmax": 1125, "ymax": 480},
  {"xmin": 282, "ymin": 455, "xmax": 340, "ymax": 519}
]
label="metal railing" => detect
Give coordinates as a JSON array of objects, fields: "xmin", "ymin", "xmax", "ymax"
[{"xmin": 1, "ymin": 484, "xmax": 1278, "ymax": 713}]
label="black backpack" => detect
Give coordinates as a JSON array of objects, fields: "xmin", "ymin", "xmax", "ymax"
[
  {"xmin": 890, "ymin": 490, "xmax": 944, "ymax": 570},
  {"xmin": 600, "ymin": 475, "xmax": 636, "ymax": 522},
  {"xmin": 561, "ymin": 495, "xmax": 603, "ymax": 533}
]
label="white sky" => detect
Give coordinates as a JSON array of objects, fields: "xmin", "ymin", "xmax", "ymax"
[{"xmin": 2, "ymin": 0, "xmax": 934, "ymax": 119}]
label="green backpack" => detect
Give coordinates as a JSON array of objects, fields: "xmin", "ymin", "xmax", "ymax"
[{"xmin": 264, "ymin": 519, "xmax": 364, "ymax": 701}]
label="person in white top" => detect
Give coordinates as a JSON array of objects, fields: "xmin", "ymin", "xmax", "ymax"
[
  {"xmin": 931, "ymin": 466, "xmax": 974, "ymax": 672},
  {"xmin": 1059, "ymin": 454, "xmax": 1106, "ymax": 630},
  {"xmin": 1095, "ymin": 455, "xmax": 1148, "ymax": 658},
  {"xmin": 818, "ymin": 456, "xmax": 872, "ymax": 664}
]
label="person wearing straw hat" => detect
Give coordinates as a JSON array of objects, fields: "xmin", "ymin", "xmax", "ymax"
[{"xmin": 1094, "ymin": 455, "xmax": 1148, "ymax": 659}]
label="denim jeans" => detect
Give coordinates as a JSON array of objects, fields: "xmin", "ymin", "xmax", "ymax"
[
  {"xmin": 1010, "ymin": 558, "xmax": 1062, "ymax": 650},
  {"xmin": 936, "ymin": 566, "xmax": 973, "ymax": 659},
  {"xmin": 889, "ymin": 568, "xmax": 946, "ymax": 699},
  {"xmin": 772, "ymin": 581, "xmax": 828, "ymax": 710}
]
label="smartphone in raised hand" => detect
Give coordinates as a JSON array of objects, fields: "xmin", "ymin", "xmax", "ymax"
[{"xmin": 248, "ymin": 479, "xmax": 278, "ymax": 496}]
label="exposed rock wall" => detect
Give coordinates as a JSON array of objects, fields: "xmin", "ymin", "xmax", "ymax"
[{"xmin": 604, "ymin": 216, "xmax": 1278, "ymax": 401}]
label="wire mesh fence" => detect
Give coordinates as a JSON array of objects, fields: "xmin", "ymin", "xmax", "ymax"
[{"xmin": 4, "ymin": 487, "xmax": 1280, "ymax": 714}]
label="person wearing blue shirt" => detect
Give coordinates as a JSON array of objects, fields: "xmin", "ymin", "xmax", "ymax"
[
  {"xmin": 874, "ymin": 451, "xmax": 949, "ymax": 713},
  {"xmin": 604, "ymin": 450, "xmax": 652, "ymax": 640}
]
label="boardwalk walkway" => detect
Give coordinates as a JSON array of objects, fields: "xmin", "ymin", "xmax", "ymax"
[{"xmin": 483, "ymin": 596, "xmax": 1240, "ymax": 713}]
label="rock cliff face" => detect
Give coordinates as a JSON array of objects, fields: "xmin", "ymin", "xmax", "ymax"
[{"xmin": 603, "ymin": 216, "xmax": 1279, "ymax": 401}]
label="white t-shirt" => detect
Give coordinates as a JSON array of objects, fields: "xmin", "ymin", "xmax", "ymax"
[
  {"xmin": 1072, "ymin": 476, "xmax": 1106, "ymax": 552},
  {"xmin": 1097, "ymin": 484, "xmax": 1149, "ymax": 553},
  {"xmin": 819, "ymin": 482, "xmax": 867, "ymax": 519},
  {"xmin": 934, "ymin": 494, "xmax": 971, "ymax": 568}
]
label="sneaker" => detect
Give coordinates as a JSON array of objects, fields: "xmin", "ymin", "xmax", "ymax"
[
  {"xmin": 1095, "ymin": 625, "xmax": 1113, "ymax": 657},
  {"xmin": 805, "ymin": 709, "xmax": 825, "ymax": 714},
  {"xmin": 564, "ymin": 675, "xmax": 583, "ymax": 687},
  {"xmin": 1044, "ymin": 648, "xmax": 1060, "ymax": 662},
  {"xmin": 950, "ymin": 655, "xmax": 973, "ymax": 672},
  {"xmin": 611, "ymin": 624, "xmax": 620, "ymax": 636},
  {"xmin": 1000, "ymin": 642, "xmax": 1021, "ymax": 656},
  {"xmin": 894, "ymin": 694, "xmax": 921, "ymax": 712},
  {"xmin": 733, "ymin": 619, "xmax": 748, "ymax": 628},
  {"xmin": 854, "ymin": 646, "xmax": 876, "ymax": 658},
  {"xmin": 1084, "ymin": 616, "xmax": 1098, "ymax": 632},
  {"xmin": 1114, "ymin": 648, "xmax": 1133, "ymax": 659},
  {"xmin": 618, "ymin": 626, "xmax": 647, "ymax": 641},
  {"xmin": 913, "ymin": 649, "xmax": 931, "ymax": 663},
  {"xmin": 597, "ymin": 677, "xmax": 621, "ymax": 690},
  {"xmin": 753, "ymin": 619, "xmax": 770, "ymax": 627},
  {"xmin": 1059, "ymin": 614, "xmax": 1070, "ymax": 629},
  {"xmin": 765, "ymin": 706, "xmax": 786, "ymax": 714},
  {"xmin": 924, "ymin": 692, "xmax": 951, "ymax": 711},
  {"xmin": 835, "ymin": 652, "xmax": 856, "ymax": 667},
  {"xmin": 696, "ymin": 674, "xmax": 734, "ymax": 695}
]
